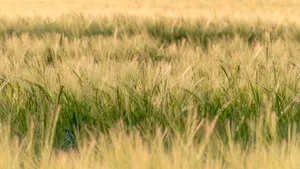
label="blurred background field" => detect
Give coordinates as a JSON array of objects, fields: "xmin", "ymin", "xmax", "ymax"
[
  {"xmin": 1, "ymin": 0, "xmax": 300, "ymax": 21},
  {"xmin": 1, "ymin": 0, "xmax": 300, "ymax": 168}
]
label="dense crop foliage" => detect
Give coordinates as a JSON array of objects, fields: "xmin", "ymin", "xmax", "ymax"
[{"xmin": 1, "ymin": 0, "xmax": 300, "ymax": 168}]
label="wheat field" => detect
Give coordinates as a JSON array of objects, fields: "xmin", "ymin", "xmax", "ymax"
[{"xmin": 1, "ymin": 0, "xmax": 300, "ymax": 168}]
